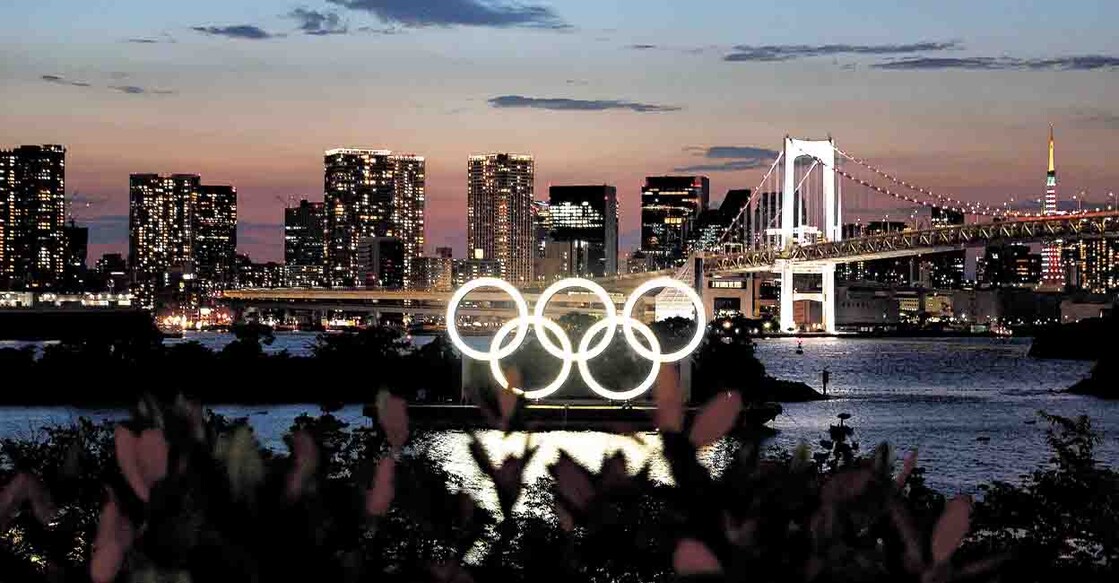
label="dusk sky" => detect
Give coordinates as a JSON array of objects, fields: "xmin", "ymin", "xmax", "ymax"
[{"xmin": 3, "ymin": 0, "xmax": 1118, "ymax": 262}]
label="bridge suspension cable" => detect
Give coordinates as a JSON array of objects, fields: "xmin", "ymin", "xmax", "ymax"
[
  {"xmin": 830, "ymin": 146, "xmax": 1035, "ymax": 218},
  {"xmin": 716, "ymin": 150, "xmax": 784, "ymax": 247}
]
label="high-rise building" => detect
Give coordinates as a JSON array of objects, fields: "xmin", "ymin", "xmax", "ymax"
[
  {"xmin": 837, "ymin": 221, "xmax": 913, "ymax": 285},
  {"xmin": 1041, "ymin": 127, "xmax": 1064, "ymax": 288},
  {"xmin": 0, "ymin": 145, "xmax": 67, "ymax": 289},
  {"xmin": 1062, "ymin": 238, "xmax": 1119, "ymax": 293},
  {"xmin": 548, "ymin": 185, "xmax": 618, "ymax": 278},
  {"xmin": 532, "ymin": 200, "xmax": 551, "ymax": 260},
  {"xmin": 63, "ymin": 220, "xmax": 88, "ymax": 291},
  {"xmin": 692, "ymin": 189, "xmax": 752, "ymax": 252},
  {"xmin": 129, "ymin": 173, "xmax": 198, "ymax": 308},
  {"xmin": 467, "ymin": 153, "xmax": 534, "ymax": 284},
  {"xmin": 235, "ymin": 253, "xmax": 284, "ymax": 289},
  {"xmin": 977, "ymin": 244, "xmax": 1042, "ymax": 288},
  {"xmin": 284, "ymin": 199, "xmax": 325, "ymax": 287},
  {"xmin": 323, "ymin": 149, "xmax": 425, "ymax": 288},
  {"xmin": 640, "ymin": 176, "xmax": 709, "ymax": 269},
  {"xmin": 95, "ymin": 252, "xmax": 129, "ymax": 293},
  {"xmin": 925, "ymin": 207, "xmax": 966, "ymax": 289},
  {"xmin": 435, "ymin": 246, "xmax": 453, "ymax": 259},
  {"xmin": 417, "ymin": 255, "xmax": 453, "ymax": 291},
  {"xmin": 357, "ymin": 236, "xmax": 405, "ymax": 289},
  {"xmin": 452, "ymin": 258, "xmax": 504, "ymax": 287},
  {"xmin": 744, "ymin": 190, "xmax": 781, "ymax": 249},
  {"xmin": 192, "ymin": 184, "xmax": 237, "ymax": 290}
]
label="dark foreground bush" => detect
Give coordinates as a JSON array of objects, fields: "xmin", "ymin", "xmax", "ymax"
[{"xmin": 0, "ymin": 376, "xmax": 1115, "ymax": 582}]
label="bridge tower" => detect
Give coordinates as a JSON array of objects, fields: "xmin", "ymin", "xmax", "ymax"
[{"xmin": 778, "ymin": 137, "xmax": 842, "ymax": 334}]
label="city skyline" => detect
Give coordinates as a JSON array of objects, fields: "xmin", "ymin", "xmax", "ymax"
[{"xmin": 3, "ymin": 1, "xmax": 1119, "ymax": 262}]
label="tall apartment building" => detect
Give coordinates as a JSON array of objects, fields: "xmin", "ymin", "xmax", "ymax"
[
  {"xmin": 129, "ymin": 174, "xmax": 198, "ymax": 308},
  {"xmin": 284, "ymin": 199, "xmax": 325, "ymax": 287},
  {"xmin": 0, "ymin": 145, "xmax": 67, "ymax": 289},
  {"xmin": 323, "ymin": 149, "xmax": 425, "ymax": 288},
  {"xmin": 467, "ymin": 153, "xmax": 534, "ymax": 284},
  {"xmin": 192, "ymin": 184, "xmax": 238, "ymax": 290}
]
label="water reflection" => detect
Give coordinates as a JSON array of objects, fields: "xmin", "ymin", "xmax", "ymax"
[{"xmin": 416, "ymin": 429, "xmax": 734, "ymax": 515}]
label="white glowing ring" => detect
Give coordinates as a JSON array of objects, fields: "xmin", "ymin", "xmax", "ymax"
[
  {"xmin": 621, "ymin": 277, "xmax": 706, "ymax": 363},
  {"xmin": 445, "ymin": 277, "xmax": 530, "ymax": 361},
  {"xmin": 489, "ymin": 316, "xmax": 573, "ymax": 400},
  {"xmin": 448, "ymin": 277, "xmax": 705, "ymax": 401},
  {"xmin": 577, "ymin": 316, "xmax": 662, "ymax": 401},
  {"xmin": 532, "ymin": 279, "xmax": 616, "ymax": 359}
]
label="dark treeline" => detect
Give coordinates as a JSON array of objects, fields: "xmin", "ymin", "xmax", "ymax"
[{"xmin": 0, "ymin": 315, "xmax": 821, "ymax": 407}]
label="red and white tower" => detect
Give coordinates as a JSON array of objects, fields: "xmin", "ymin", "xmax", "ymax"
[{"xmin": 1040, "ymin": 126, "xmax": 1064, "ymax": 288}]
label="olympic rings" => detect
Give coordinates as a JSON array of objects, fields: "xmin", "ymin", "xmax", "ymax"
[{"xmin": 445, "ymin": 277, "xmax": 707, "ymax": 401}]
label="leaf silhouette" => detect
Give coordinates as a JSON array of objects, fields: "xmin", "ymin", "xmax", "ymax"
[
  {"xmin": 285, "ymin": 430, "xmax": 319, "ymax": 501},
  {"xmin": 689, "ymin": 391, "xmax": 742, "ymax": 447},
  {"xmin": 366, "ymin": 456, "xmax": 396, "ymax": 517},
  {"xmin": 376, "ymin": 390, "xmax": 409, "ymax": 452},
  {"xmin": 550, "ymin": 452, "xmax": 595, "ymax": 514},
  {"xmin": 896, "ymin": 449, "xmax": 918, "ymax": 488},
  {"xmin": 215, "ymin": 425, "xmax": 264, "ymax": 502},
  {"xmin": 673, "ymin": 538, "xmax": 722, "ymax": 575},
  {"xmin": 654, "ymin": 364, "xmax": 684, "ymax": 433},
  {"xmin": 931, "ymin": 495, "xmax": 972, "ymax": 564},
  {"xmin": 0, "ymin": 473, "xmax": 54, "ymax": 529},
  {"xmin": 114, "ymin": 426, "xmax": 168, "ymax": 502},
  {"xmin": 90, "ymin": 494, "xmax": 135, "ymax": 583}
]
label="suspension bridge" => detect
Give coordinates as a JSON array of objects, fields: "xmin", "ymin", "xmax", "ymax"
[
  {"xmin": 223, "ymin": 135, "xmax": 1119, "ymax": 333},
  {"xmin": 658, "ymin": 135, "xmax": 1119, "ymax": 334}
]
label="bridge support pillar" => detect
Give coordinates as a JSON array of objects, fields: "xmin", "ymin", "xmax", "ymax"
[
  {"xmin": 822, "ymin": 263, "xmax": 837, "ymax": 334},
  {"xmin": 779, "ymin": 262, "xmax": 795, "ymax": 333}
]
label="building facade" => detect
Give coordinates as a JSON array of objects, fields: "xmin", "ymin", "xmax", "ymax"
[
  {"xmin": 467, "ymin": 153, "xmax": 534, "ymax": 284},
  {"xmin": 977, "ymin": 243, "xmax": 1042, "ymax": 288},
  {"xmin": 323, "ymin": 149, "xmax": 425, "ymax": 288},
  {"xmin": 129, "ymin": 173, "xmax": 198, "ymax": 308},
  {"xmin": 192, "ymin": 184, "xmax": 237, "ymax": 291},
  {"xmin": 640, "ymin": 176, "xmax": 709, "ymax": 269},
  {"xmin": 548, "ymin": 185, "xmax": 618, "ymax": 278},
  {"xmin": 284, "ymin": 199, "xmax": 325, "ymax": 287},
  {"xmin": 0, "ymin": 145, "xmax": 67, "ymax": 289},
  {"xmin": 1063, "ymin": 238, "xmax": 1119, "ymax": 293}
]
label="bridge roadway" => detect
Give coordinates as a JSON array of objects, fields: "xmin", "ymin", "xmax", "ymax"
[
  {"xmin": 219, "ymin": 287, "xmax": 658, "ymax": 318},
  {"xmin": 706, "ymin": 210, "xmax": 1119, "ymax": 273}
]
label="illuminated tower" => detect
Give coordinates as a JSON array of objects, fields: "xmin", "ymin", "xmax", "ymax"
[{"xmin": 1041, "ymin": 126, "xmax": 1064, "ymax": 288}]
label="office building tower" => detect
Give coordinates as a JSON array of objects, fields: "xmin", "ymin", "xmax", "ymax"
[
  {"xmin": 235, "ymin": 254, "xmax": 284, "ymax": 289},
  {"xmin": 744, "ymin": 190, "xmax": 781, "ymax": 249},
  {"xmin": 693, "ymin": 188, "xmax": 752, "ymax": 252},
  {"xmin": 1062, "ymin": 238, "xmax": 1119, "ymax": 293},
  {"xmin": 192, "ymin": 184, "xmax": 237, "ymax": 290},
  {"xmin": 452, "ymin": 258, "xmax": 504, "ymax": 287},
  {"xmin": 129, "ymin": 173, "xmax": 198, "ymax": 308},
  {"xmin": 926, "ymin": 207, "xmax": 966, "ymax": 289},
  {"xmin": 323, "ymin": 149, "xmax": 425, "ymax": 288},
  {"xmin": 640, "ymin": 176, "xmax": 709, "ymax": 268},
  {"xmin": 467, "ymin": 153, "xmax": 534, "ymax": 284},
  {"xmin": 357, "ymin": 236, "xmax": 405, "ymax": 289},
  {"xmin": 977, "ymin": 244, "xmax": 1042, "ymax": 288},
  {"xmin": 417, "ymin": 255, "xmax": 453, "ymax": 291},
  {"xmin": 435, "ymin": 246, "xmax": 453, "ymax": 259},
  {"xmin": 95, "ymin": 252, "xmax": 129, "ymax": 293},
  {"xmin": 284, "ymin": 199, "xmax": 325, "ymax": 287},
  {"xmin": 0, "ymin": 145, "xmax": 67, "ymax": 289},
  {"xmin": 63, "ymin": 220, "xmax": 88, "ymax": 291},
  {"xmin": 532, "ymin": 200, "xmax": 551, "ymax": 260},
  {"xmin": 1041, "ymin": 127, "xmax": 1063, "ymax": 289},
  {"xmin": 548, "ymin": 185, "xmax": 618, "ymax": 277}
]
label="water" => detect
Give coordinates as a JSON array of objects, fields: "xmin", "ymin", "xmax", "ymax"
[{"xmin": 2, "ymin": 332, "xmax": 1115, "ymax": 502}]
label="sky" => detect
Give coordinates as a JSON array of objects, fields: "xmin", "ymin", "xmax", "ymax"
[{"xmin": 2, "ymin": 0, "xmax": 1118, "ymax": 262}]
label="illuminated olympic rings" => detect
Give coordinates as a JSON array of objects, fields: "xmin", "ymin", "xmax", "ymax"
[{"xmin": 445, "ymin": 277, "xmax": 706, "ymax": 400}]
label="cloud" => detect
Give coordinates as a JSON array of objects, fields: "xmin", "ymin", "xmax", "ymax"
[
  {"xmin": 488, "ymin": 95, "xmax": 681, "ymax": 112},
  {"xmin": 126, "ymin": 38, "xmax": 160, "ymax": 44},
  {"xmin": 109, "ymin": 85, "xmax": 175, "ymax": 95},
  {"xmin": 872, "ymin": 55, "xmax": 1119, "ymax": 70},
  {"xmin": 1069, "ymin": 108, "xmax": 1119, "ymax": 130},
  {"xmin": 676, "ymin": 145, "xmax": 779, "ymax": 172},
  {"xmin": 629, "ymin": 44, "xmax": 657, "ymax": 50},
  {"xmin": 82, "ymin": 215, "xmax": 129, "ymax": 245},
  {"xmin": 326, "ymin": 0, "xmax": 567, "ymax": 29},
  {"xmin": 725, "ymin": 41, "xmax": 959, "ymax": 62},
  {"xmin": 191, "ymin": 24, "xmax": 275, "ymax": 40},
  {"xmin": 41, "ymin": 74, "xmax": 91, "ymax": 87},
  {"xmin": 288, "ymin": 7, "xmax": 349, "ymax": 35}
]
